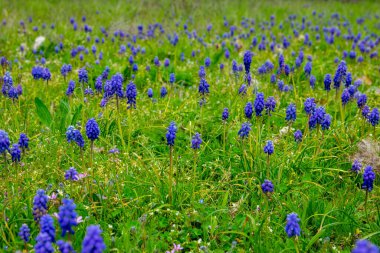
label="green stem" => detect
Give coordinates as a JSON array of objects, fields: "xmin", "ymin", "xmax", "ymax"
[
  {"xmin": 3, "ymin": 153, "xmax": 7, "ymax": 172},
  {"xmin": 127, "ymin": 109, "xmax": 132, "ymax": 155},
  {"xmin": 294, "ymin": 238, "xmax": 300, "ymax": 253},
  {"xmin": 365, "ymin": 190, "xmax": 369, "ymax": 222},
  {"xmin": 90, "ymin": 140, "xmax": 94, "ymax": 169},
  {"xmin": 169, "ymin": 146, "xmax": 173, "ymax": 204},
  {"xmin": 192, "ymin": 151, "xmax": 198, "ymax": 202},
  {"xmin": 117, "ymin": 106, "xmax": 126, "ymax": 151}
]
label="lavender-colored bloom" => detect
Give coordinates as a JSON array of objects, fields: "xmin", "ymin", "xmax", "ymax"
[
  {"xmin": 265, "ymin": 96, "xmax": 276, "ymax": 115},
  {"xmin": 284, "ymin": 64, "xmax": 290, "ymax": 76},
  {"xmin": 254, "ymin": 92, "xmax": 265, "ymax": 116},
  {"xmin": 66, "ymin": 126, "xmax": 76, "ymax": 143},
  {"xmin": 278, "ymin": 54, "xmax": 285, "ymax": 70},
  {"xmin": 199, "ymin": 66, "xmax": 206, "ymax": 79},
  {"xmin": 244, "ymin": 102, "xmax": 253, "ymax": 119},
  {"xmin": 10, "ymin": 144, "xmax": 21, "ymax": 162},
  {"xmin": 82, "ymin": 225, "xmax": 106, "ymax": 253},
  {"xmin": 78, "ymin": 68, "xmax": 88, "ymax": 84},
  {"xmin": 264, "ymin": 140, "xmax": 274, "ymax": 155},
  {"xmin": 238, "ymin": 122, "xmax": 251, "ymax": 139},
  {"xmin": 40, "ymin": 214, "xmax": 55, "ymax": 242},
  {"xmin": 341, "ymin": 89, "xmax": 350, "ymax": 105},
  {"xmin": 304, "ymin": 61, "xmax": 312, "ymax": 76},
  {"xmin": 95, "ymin": 76, "xmax": 102, "ymax": 93},
  {"xmin": 57, "ymin": 240, "xmax": 76, "ymax": 253},
  {"xmin": 205, "ymin": 57, "xmax": 211, "ymax": 67},
  {"xmin": 154, "ymin": 56, "xmax": 160, "ymax": 67},
  {"xmin": 8, "ymin": 86, "xmax": 19, "ymax": 99},
  {"xmin": 74, "ymin": 130, "xmax": 85, "ymax": 148},
  {"xmin": 2, "ymin": 72, "xmax": 13, "ymax": 95},
  {"xmin": 285, "ymin": 213, "xmax": 301, "ymax": 237},
  {"xmin": 33, "ymin": 189, "xmax": 48, "ymax": 222},
  {"xmin": 346, "ymin": 72, "xmax": 352, "ymax": 87},
  {"xmin": 261, "ymin": 180, "xmax": 274, "ymax": 193},
  {"xmin": 277, "ymin": 80, "xmax": 284, "ymax": 91},
  {"xmin": 126, "ymin": 82, "xmax": 137, "ymax": 108},
  {"xmin": 304, "ymin": 97, "xmax": 316, "ymax": 115},
  {"xmin": 66, "ymin": 80, "xmax": 75, "ymax": 96},
  {"xmin": 58, "ymin": 199, "xmax": 78, "ymax": 237},
  {"xmin": 356, "ymin": 93, "xmax": 367, "ymax": 108},
  {"xmin": 348, "ymin": 85, "xmax": 357, "ymax": 97},
  {"xmin": 243, "ymin": 51, "xmax": 253, "ymax": 73},
  {"xmin": 352, "ymin": 160, "xmax": 362, "ymax": 173},
  {"xmin": 111, "ymin": 73, "xmax": 124, "ymax": 98},
  {"xmin": 19, "ymin": 224, "xmax": 30, "ymax": 243},
  {"xmin": 147, "ymin": 88, "xmax": 153, "ymax": 98},
  {"xmin": 362, "ymin": 105, "xmax": 370, "ymax": 119},
  {"xmin": 108, "ymin": 148, "xmax": 119, "ymax": 154},
  {"xmin": 352, "ymin": 240, "xmax": 379, "ymax": 253},
  {"xmin": 246, "ymin": 73, "xmax": 252, "ymax": 86},
  {"xmin": 65, "ymin": 167, "xmax": 79, "ymax": 181},
  {"xmin": 222, "ymin": 108, "xmax": 229, "ymax": 121},
  {"xmin": 191, "ymin": 132, "xmax": 202, "ymax": 149},
  {"xmin": 169, "ymin": 73, "xmax": 175, "ymax": 84},
  {"xmin": 333, "ymin": 61, "xmax": 347, "ymax": 89},
  {"xmin": 294, "ymin": 130, "xmax": 303, "ymax": 142},
  {"xmin": 321, "ymin": 114, "xmax": 332, "ymax": 130},
  {"xmin": 285, "ymin": 104, "xmax": 297, "ymax": 122},
  {"xmin": 199, "ymin": 79, "xmax": 210, "ymax": 95},
  {"xmin": 160, "ymin": 86, "xmax": 167, "ymax": 98},
  {"xmin": 42, "ymin": 68, "xmax": 51, "ymax": 81},
  {"xmin": 315, "ymin": 106, "xmax": 326, "ymax": 124},
  {"xmin": 86, "ymin": 118, "xmax": 100, "ymax": 141},
  {"xmin": 132, "ymin": 63, "xmax": 138, "ymax": 72},
  {"xmin": 0, "ymin": 130, "xmax": 10, "ymax": 154},
  {"xmin": 35, "ymin": 233, "xmax": 54, "ymax": 253},
  {"xmin": 270, "ymin": 74, "xmax": 276, "ymax": 84},
  {"xmin": 362, "ymin": 166, "xmax": 376, "ymax": 192},
  {"xmin": 369, "ymin": 108, "xmax": 379, "ymax": 126},
  {"xmin": 164, "ymin": 58, "xmax": 170, "ymax": 67},
  {"xmin": 103, "ymin": 80, "xmax": 113, "ymax": 98},
  {"xmin": 166, "ymin": 122, "xmax": 177, "ymax": 146},
  {"xmin": 309, "ymin": 75, "xmax": 316, "ymax": 89},
  {"xmin": 238, "ymin": 84, "xmax": 247, "ymax": 95},
  {"xmin": 232, "ymin": 60, "xmax": 238, "ymax": 74},
  {"xmin": 32, "ymin": 66, "xmax": 44, "ymax": 80},
  {"xmin": 61, "ymin": 64, "xmax": 72, "ymax": 77}
]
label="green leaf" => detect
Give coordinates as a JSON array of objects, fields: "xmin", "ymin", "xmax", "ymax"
[
  {"xmin": 71, "ymin": 104, "xmax": 83, "ymax": 125},
  {"xmin": 34, "ymin": 97, "xmax": 52, "ymax": 127},
  {"xmin": 58, "ymin": 98, "xmax": 70, "ymax": 132}
]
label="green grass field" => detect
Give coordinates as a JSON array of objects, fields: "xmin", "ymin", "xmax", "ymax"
[{"xmin": 0, "ymin": 0, "xmax": 379, "ymax": 252}]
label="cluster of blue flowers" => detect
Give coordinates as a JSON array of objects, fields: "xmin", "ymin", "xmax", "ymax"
[
  {"xmin": 32, "ymin": 65, "xmax": 51, "ymax": 82},
  {"xmin": 66, "ymin": 126, "xmax": 85, "ymax": 149},
  {"xmin": 2, "ymin": 71, "xmax": 22, "ymax": 100}
]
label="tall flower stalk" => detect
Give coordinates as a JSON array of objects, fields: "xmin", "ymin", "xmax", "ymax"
[{"xmin": 166, "ymin": 122, "xmax": 177, "ymax": 203}]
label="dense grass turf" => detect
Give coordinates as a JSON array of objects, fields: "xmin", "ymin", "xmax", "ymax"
[{"xmin": 0, "ymin": 0, "xmax": 379, "ymax": 252}]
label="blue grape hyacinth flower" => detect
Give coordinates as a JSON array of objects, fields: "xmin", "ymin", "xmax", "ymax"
[
  {"xmin": 82, "ymin": 225, "xmax": 106, "ymax": 253},
  {"xmin": 86, "ymin": 118, "xmax": 100, "ymax": 141},
  {"xmin": 352, "ymin": 239, "xmax": 379, "ymax": 253},
  {"xmin": 18, "ymin": 224, "xmax": 30, "ymax": 243},
  {"xmin": 191, "ymin": 133, "xmax": 202, "ymax": 150},
  {"xmin": 362, "ymin": 166, "xmax": 376, "ymax": 192},
  {"xmin": 285, "ymin": 213, "xmax": 301, "ymax": 237},
  {"xmin": 261, "ymin": 179, "xmax": 274, "ymax": 193},
  {"xmin": 238, "ymin": 122, "xmax": 251, "ymax": 139},
  {"xmin": 58, "ymin": 199, "xmax": 78, "ymax": 237},
  {"xmin": 166, "ymin": 122, "xmax": 177, "ymax": 146}
]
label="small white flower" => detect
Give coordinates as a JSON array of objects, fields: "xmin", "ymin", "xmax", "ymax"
[{"xmin": 33, "ymin": 36, "xmax": 45, "ymax": 50}]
